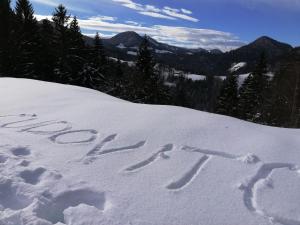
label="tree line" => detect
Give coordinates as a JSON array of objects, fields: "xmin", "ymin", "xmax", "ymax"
[
  {"xmin": 216, "ymin": 52, "xmax": 300, "ymax": 128},
  {"xmin": 0, "ymin": 0, "xmax": 299, "ymax": 128},
  {"xmin": 0, "ymin": 0, "xmax": 170, "ymax": 103}
]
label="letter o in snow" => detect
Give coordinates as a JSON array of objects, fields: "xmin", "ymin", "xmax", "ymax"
[{"xmin": 49, "ymin": 129, "xmax": 98, "ymax": 144}]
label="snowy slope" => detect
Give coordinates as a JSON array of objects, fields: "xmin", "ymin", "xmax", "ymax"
[
  {"xmin": 229, "ymin": 62, "xmax": 247, "ymax": 73},
  {"xmin": 0, "ymin": 78, "xmax": 300, "ymax": 225}
]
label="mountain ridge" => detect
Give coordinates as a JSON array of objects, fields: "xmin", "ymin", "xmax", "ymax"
[{"xmin": 84, "ymin": 31, "xmax": 294, "ymax": 75}]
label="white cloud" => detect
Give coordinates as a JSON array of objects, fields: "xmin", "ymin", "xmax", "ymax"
[
  {"xmin": 139, "ymin": 11, "xmax": 176, "ymax": 20},
  {"xmin": 163, "ymin": 7, "xmax": 199, "ymax": 22},
  {"xmin": 181, "ymin": 8, "xmax": 192, "ymax": 15},
  {"xmin": 30, "ymin": 0, "xmax": 91, "ymax": 13},
  {"xmin": 83, "ymin": 32, "xmax": 116, "ymax": 38},
  {"xmin": 163, "ymin": 6, "xmax": 180, "ymax": 13},
  {"xmin": 31, "ymin": 0, "xmax": 58, "ymax": 7},
  {"xmin": 112, "ymin": 0, "xmax": 198, "ymax": 22},
  {"xmin": 113, "ymin": 0, "xmax": 143, "ymax": 10},
  {"xmin": 125, "ymin": 20, "xmax": 141, "ymax": 26},
  {"xmin": 89, "ymin": 16, "xmax": 117, "ymax": 22},
  {"xmin": 145, "ymin": 5, "xmax": 161, "ymax": 13},
  {"xmin": 35, "ymin": 14, "xmax": 244, "ymax": 51}
]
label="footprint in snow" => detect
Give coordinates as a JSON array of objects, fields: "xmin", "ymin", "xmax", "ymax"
[
  {"xmin": 10, "ymin": 146, "xmax": 31, "ymax": 157},
  {"xmin": 19, "ymin": 167, "xmax": 47, "ymax": 185},
  {"xmin": 34, "ymin": 189, "xmax": 107, "ymax": 224},
  {"xmin": 0, "ymin": 178, "xmax": 32, "ymax": 211}
]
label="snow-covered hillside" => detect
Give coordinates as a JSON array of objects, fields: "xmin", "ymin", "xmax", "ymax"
[{"xmin": 0, "ymin": 78, "xmax": 300, "ymax": 225}]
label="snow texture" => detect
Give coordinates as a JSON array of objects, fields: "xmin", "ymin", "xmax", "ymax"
[
  {"xmin": 229, "ymin": 62, "xmax": 247, "ymax": 72},
  {"xmin": 127, "ymin": 51, "xmax": 138, "ymax": 56},
  {"xmin": 0, "ymin": 78, "xmax": 299, "ymax": 225}
]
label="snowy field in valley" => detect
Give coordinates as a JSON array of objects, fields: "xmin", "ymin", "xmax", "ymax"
[{"xmin": 0, "ymin": 78, "xmax": 300, "ymax": 225}]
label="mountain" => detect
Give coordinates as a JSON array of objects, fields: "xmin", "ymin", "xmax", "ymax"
[
  {"xmin": 84, "ymin": 32, "xmax": 294, "ymax": 76},
  {"xmin": 243, "ymin": 36, "xmax": 293, "ymax": 55},
  {"xmin": 102, "ymin": 31, "xmax": 207, "ymax": 56},
  {"xmin": 1, "ymin": 78, "xmax": 300, "ymax": 225},
  {"xmin": 220, "ymin": 36, "xmax": 293, "ymax": 73},
  {"xmin": 106, "ymin": 31, "xmax": 143, "ymax": 47}
]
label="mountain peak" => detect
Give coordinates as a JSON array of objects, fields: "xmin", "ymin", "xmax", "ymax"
[
  {"xmin": 250, "ymin": 36, "xmax": 292, "ymax": 49},
  {"xmin": 255, "ymin": 36, "xmax": 274, "ymax": 42},
  {"xmin": 109, "ymin": 31, "xmax": 143, "ymax": 47},
  {"xmin": 118, "ymin": 31, "xmax": 140, "ymax": 37}
]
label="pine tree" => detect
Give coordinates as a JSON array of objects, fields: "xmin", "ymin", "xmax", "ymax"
[
  {"xmin": 92, "ymin": 32, "xmax": 106, "ymax": 72},
  {"xmin": 216, "ymin": 74, "xmax": 238, "ymax": 117},
  {"xmin": 175, "ymin": 75, "xmax": 189, "ymax": 107},
  {"xmin": 112, "ymin": 59, "xmax": 124, "ymax": 96},
  {"xmin": 268, "ymin": 59, "xmax": 300, "ymax": 127},
  {"xmin": 77, "ymin": 32, "xmax": 106, "ymax": 89},
  {"xmin": 67, "ymin": 16, "xmax": 86, "ymax": 84},
  {"xmin": 35, "ymin": 19, "xmax": 56, "ymax": 81},
  {"xmin": 135, "ymin": 35, "xmax": 169, "ymax": 104},
  {"xmin": 0, "ymin": 0, "xmax": 14, "ymax": 75},
  {"xmin": 205, "ymin": 75, "xmax": 222, "ymax": 112},
  {"xmin": 69, "ymin": 16, "xmax": 85, "ymax": 51},
  {"xmin": 14, "ymin": 0, "xmax": 39, "ymax": 78},
  {"xmin": 52, "ymin": 4, "xmax": 71, "ymax": 83},
  {"xmin": 238, "ymin": 53, "xmax": 269, "ymax": 121}
]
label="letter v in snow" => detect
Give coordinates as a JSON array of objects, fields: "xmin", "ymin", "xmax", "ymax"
[{"xmin": 82, "ymin": 134, "xmax": 146, "ymax": 164}]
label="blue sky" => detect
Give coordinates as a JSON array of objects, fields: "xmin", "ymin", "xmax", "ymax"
[{"xmin": 13, "ymin": 0, "xmax": 300, "ymax": 51}]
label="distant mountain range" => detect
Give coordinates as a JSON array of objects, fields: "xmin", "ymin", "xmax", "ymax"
[{"xmin": 84, "ymin": 31, "xmax": 294, "ymax": 76}]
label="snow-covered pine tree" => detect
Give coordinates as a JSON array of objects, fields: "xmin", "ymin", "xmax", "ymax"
[
  {"xmin": 216, "ymin": 74, "xmax": 238, "ymax": 117},
  {"xmin": 110, "ymin": 59, "xmax": 125, "ymax": 97},
  {"xmin": 78, "ymin": 32, "xmax": 105, "ymax": 89},
  {"xmin": 238, "ymin": 53, "xmax": 269, "ymax": 121}
]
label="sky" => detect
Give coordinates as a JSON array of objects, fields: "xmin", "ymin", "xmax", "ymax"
[{"xmin": 13, "ymin": 0, "xmax": 300, "ymax": 51}]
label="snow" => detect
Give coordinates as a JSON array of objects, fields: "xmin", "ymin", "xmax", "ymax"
[
  {"xmin": 109, "ymin": 57, "xmax": 135, "ymax": 67},
  {"xmin": 237, "ymin": 72, "xmax": 274, "ymax": 87},
  {"xmin": 155, "ymin": 49, "xmax": 173, "ymax": 54},
  {"xmin": 129, "ymin": 46, "xmax": 139, "ymax": 50},
  {"xmin": 116, "ymin": 43, "xmax": 126, "ymax": 49},
  {"xmin": 127, "ymin": 51, "xmax": 138, "ymax": 56},
  {"xmin": 172, "ymin": 71, "xmax": 207, "ymax": 81},
  {"xmin": 229, "ymin": 62, "xmax": 247, "ymax": 73},
  {"xmin": 0, "ymin": 78, "xmax": 300, "ymax": 225},
  {"xmin": 238, "ymin": 73, "xmax": 251, "ymax": 87},
  {"xmin": 164, "ymin": 81, "xmax": 176, "ymax": 87},
  {"xmin": 185, "ymin": 74, "xmax": 206, "ymax": 81}
]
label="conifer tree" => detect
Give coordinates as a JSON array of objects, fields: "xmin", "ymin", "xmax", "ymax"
[
  {"xmin": 216, "ymin": 74, "xmax": 238, "ymax": 117},
  {"xmin": 135, "ymin": 35, "xmax": 169, "ymax": 104},
  {"xmin": 111, "ymin": 59, "xmax": 124, "ymax": 96},
  {"xmin": 0, "ymin": 0, "xmax": 14, "ymax": 75},
  {"xmin": 92, "ymin": 32, "xmax": 106, "ymax": 72},
  {"xmin": 175, "ymin": 74, "xmax": 189, "ymax": 107},
  {"xmin": 36, "ymin": 19, "xmax": 56, "ymax": 81},
  {"xmin": 78, "ymin": 32, "xmax": 105, "ymax": 89},
  {"xmin": 69, "ymin": 16, "xmax": 84, "ymax": 50},
  {"xmin": 238, "ymin": 53, "xmax": 269, "ymax": 121},
  {"xmin": 14, "ymin": 0, "xmax": 39, "ymax": 78},
  {"xmin": 52, "ymin": 4, "xmax": 71, "ymax": 83},
  {"xmin": 268, "ymin": 59, "xmax": 300, "ymax": 127},
  {"xmin": 67, "ymin": 16, "xmax": 86, "ymax": 84}
]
